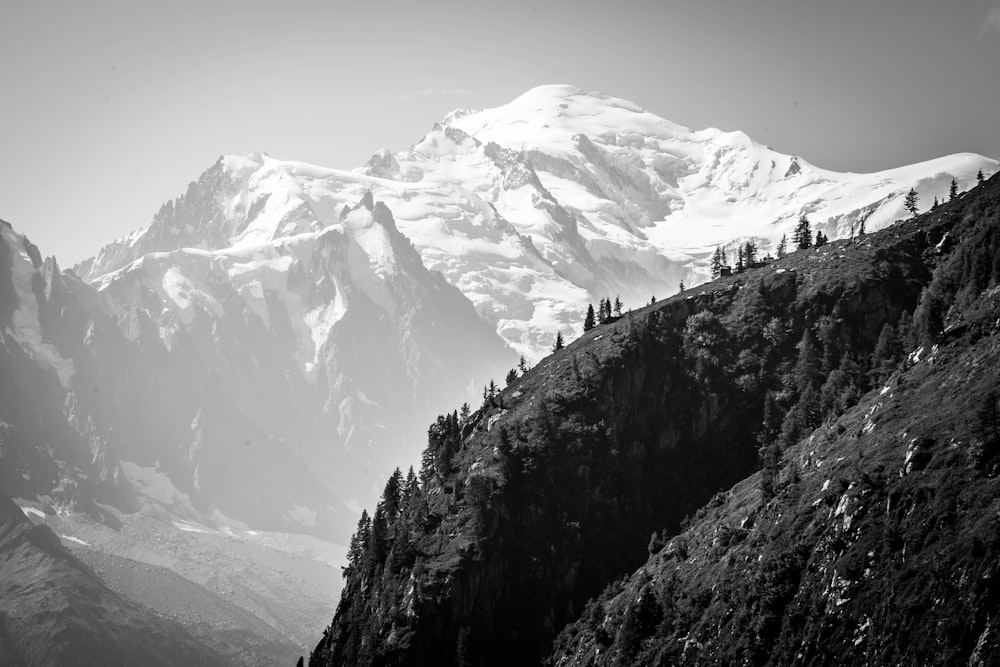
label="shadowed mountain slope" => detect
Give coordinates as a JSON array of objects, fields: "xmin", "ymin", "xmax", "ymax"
[
  {"xmin": 552, "ymin": 175, "xmax": 1000, "ymax": 666},
  {"xmin": 309, "ymin": 175, "xmax": 999, "ymax": 666}
]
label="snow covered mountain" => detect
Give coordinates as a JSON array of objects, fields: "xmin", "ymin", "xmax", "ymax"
[
  {"xmin": 0, "ymin": 218, "xmax": 347, "ymax": 662},
  {"xmin": 80, "ymin": 85, "xmax": 998, "ymax": 361},
  {"xmin": 56, "ymin": 82, "xmax": 998, "ymax": 527},
  {"xmin": 1, "ymin": 213, "xmax": 490, "ymax": 662},
  {"xmin": 74, "ymin": 190, "xmax": 513, "ymax": 520}
]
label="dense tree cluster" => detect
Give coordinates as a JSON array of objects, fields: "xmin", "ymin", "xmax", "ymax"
[
  {"xmin": 583, "ymin": 297, "xmax": 624, "ymax": 333},
  {"xmin": 711, "ymin": 245, "xmax": 726, "ymax": 278},
  {"xmin": 550, "ymin": 174, "xmax": 1000, "ymax": 667}
]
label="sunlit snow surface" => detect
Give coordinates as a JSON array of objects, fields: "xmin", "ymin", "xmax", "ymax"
[{"xmin": 85, "ymin": 85, "xmax": 996, "ymax": 360}]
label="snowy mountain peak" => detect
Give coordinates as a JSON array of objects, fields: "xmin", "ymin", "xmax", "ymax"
[
  {"xmin": 77, "ymin": 87, "xmax": 997, "ymax": 361},
  {"xmin": 443, "ymin": 85, "xmax": 690, "ymax": 158}
]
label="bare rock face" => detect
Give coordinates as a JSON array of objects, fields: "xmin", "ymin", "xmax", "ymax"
[{"xmin": 4, "ymin": 193, "xmax": 515, "ymax": 538}]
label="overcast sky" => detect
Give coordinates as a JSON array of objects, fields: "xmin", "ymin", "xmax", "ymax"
[{"xmin": 3, "ymin": 0, "xmax": 999, "ymax": 265}]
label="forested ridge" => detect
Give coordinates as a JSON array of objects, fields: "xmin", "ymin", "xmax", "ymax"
[{"xmin": 309, "ymin": 175, "xmax": 1000, "ymax": 667}]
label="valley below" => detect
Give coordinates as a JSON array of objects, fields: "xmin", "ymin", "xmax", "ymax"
[{"xmin": 14, "ymin": 499, "xmax": 342, "ymax": 666}]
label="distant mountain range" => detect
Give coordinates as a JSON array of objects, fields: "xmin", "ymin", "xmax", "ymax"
[{"xmin": 80, "ymin": 84, "xmax": 997, "ymax": 361}]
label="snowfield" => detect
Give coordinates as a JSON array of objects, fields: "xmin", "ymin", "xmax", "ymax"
[{"xmin": 81, "ymin": 85, "xmax": 997, "ymax": 361}]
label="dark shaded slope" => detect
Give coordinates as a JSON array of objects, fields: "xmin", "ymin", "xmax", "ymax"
[
  {"xmin": 308, "ymin": 177, "xmax": 988, "ymax": 665},
  {"xmin": 0, "ymin": 495, "xmax": 229, "ymax": 667},
  {"xmin": 551, "ymin": 176, "xmax": 1000, "ymax": 666}
]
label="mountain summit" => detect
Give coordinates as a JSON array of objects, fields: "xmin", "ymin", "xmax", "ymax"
[{"xmin": 80, "ymin": 86, "xmax": 997, "ymax": 361}]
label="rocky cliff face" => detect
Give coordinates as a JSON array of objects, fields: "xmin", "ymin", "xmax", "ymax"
[
  {"xmin": 90, "ymin": 193, "xmax": 512, "ymax": 530},
  {"xmin": 71, "ymin": 159, "xmax": 517, "ymax": 521},
  {"xmin": 0, "ymin": 218, "xmax": 348, "ymax": 663},
  {"xmin": 0, "ymin": 217, "xmax": 358, "ymax": 536},
  {"xmin": 0, "ymin": 220, "xmax": 133, "ymax": 515},
  {"xmin": 308, "ymin": 176, "xmax": 994, "ymax": 666}
]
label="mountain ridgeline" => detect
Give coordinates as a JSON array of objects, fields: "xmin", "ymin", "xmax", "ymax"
[{"xmin": 309, "ymin": 175, "xmax": 1000, "ymax": 664}]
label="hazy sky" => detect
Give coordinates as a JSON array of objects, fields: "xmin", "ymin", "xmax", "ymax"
[{"xmin": 3, "ymin": 0, "xmax": 999, "ymax": 265}]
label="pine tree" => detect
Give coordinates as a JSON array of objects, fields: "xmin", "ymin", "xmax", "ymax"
[
  {"xmin": 381, "ymin": 468, "xmax": 404, "ymax": 520},
  {"xmin": 777, "ymin": 234, "xmax": 787, "ymax": 258},
  {"xmin": 858, "ymin": 218, "xmax": 866, "ymax": 236},
  {"xmin": 904, "ymin": 188, "xmax": 919, "ymax": 218},
  {"xmin": 896, "ymin": 310, "xmax": 914, "ymax": 353},
  {"xmin": 711, "ymin": 245, "xmax": 725, "ymax": 278},
  {"xmin": 678, "ymin": 280, "xmax": 685, "ymax": 292},
  {"xmin": 368, "ymin": 506, "xmax": 388, "ymax": 572},
  {"xmin": 518, "ymin": 355, "xmax": 528, "ymax": 373},
  {"xmin": 613, "ymin": 296, "xmax": 623, "ymax": 317},
  {"xmin": 583, "ymin": 304, "xmax": 596, "ymax": 332},
  {"xmin": 553, "ymin": 331, "xmax": 564, "ymax": 351},
  {"xmin": 483, "ymin": 381, "xmax": 498, "ymax": 407},
  {"xmin": 597, "ymin": 298, "xmax": 610, "ymax": 324},
  {"xmin": 460, "ymin": 402, "xmax": 471, "ymax": 421},
  {"xmin": 345, "ymin": 510, "xmax": 371, "ymax": 574},
  {"xmin": 647, "ymin": 529, "xmax": 665, "ymax": 555},
  {"xmin": 760, "ymin": 391, "xmax": 783, "ymax": 443},
  {"xmin": 913, "ymin": 286, "xmax": 944, "ymax": 346},
  {"xmin": 404, "ymin": 469, "xmax": 428, "ymax": 530},
  {"xmin": 650, "ymin": 295, "xmax": 656, "ymax": 304},
  {"xmin": 736, "ymin": 246, "xmax": 745, "ymax": 273},
  {"xmin": 814, "ymin": 230, "xmax": 827, "ymax": 247},
  {"xmin": 933, "ymin": 196, "xmax": 939, "ymax": 208},
  {"xmin": 744, "ymin": 240, "xmax": 758, "ymax": 266},
  {"xmin": 799, "ymin": 384, "xmax": 822, "ymax": 430},
  {"xmin": 818, "ymin": 368, "xmax": 847, "ymax": 420},
  {"xmin": 795, "ymin": 328, "xmax": 823, "ymax": 393},
  {"xmin": 505, "ymin": 368, "xmax": 518, "ymax": 385},
  {"xmin": 978, "ymin": 169, "xmax": 985, "ymax": 184},
  {"xmin": 794, "ymin": 214, "xmax": 812, "ymax": 250},
  {"xmin": 950, "ymin": 179, "xmax": 959, "ymax": 200},
  {"xmin": 402, "ymin": 466, "xmax": 419, "ymax": 505},
  {"xmin": 870, "ymin": 323, "xmax": 901, "ymax": 384}
]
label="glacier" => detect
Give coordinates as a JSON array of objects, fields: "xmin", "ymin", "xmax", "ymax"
[{"xmin": 80, "ymin": 84, "xmax": 998, "ymax": 362}]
